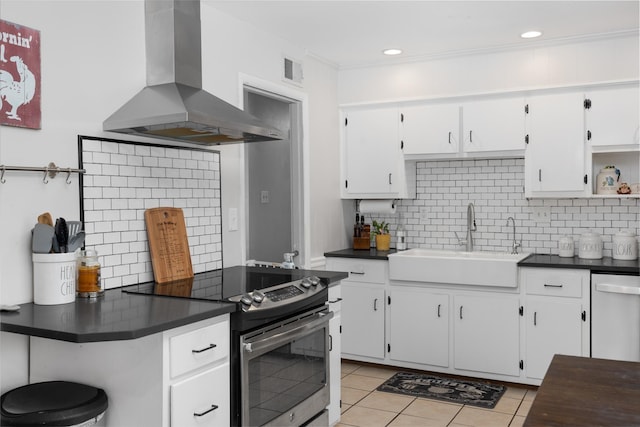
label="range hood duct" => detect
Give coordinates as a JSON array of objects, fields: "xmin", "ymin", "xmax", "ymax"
[{"xmin": 103, "ymin": 0, "xmax": 284, "ymax": 144}]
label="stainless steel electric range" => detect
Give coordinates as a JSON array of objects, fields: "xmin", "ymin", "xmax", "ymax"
[{"xmin": 123, "ymin": 266, "xmax": 340, "ymax": 427}]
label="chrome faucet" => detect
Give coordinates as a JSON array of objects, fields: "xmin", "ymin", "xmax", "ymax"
[
  {"xmin": 465, "ymin": 203, "xmax": 477, "ymax": 252},
  {"xmin": 506, "ymin": 216, "xmax": 521, "ymax": 254},
  {"xmin": 454, "ymin": 202, "xmax": 477, "ymax": 251}
]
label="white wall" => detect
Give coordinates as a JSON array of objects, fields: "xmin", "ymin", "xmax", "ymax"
[
  {"xmin": 0, "ymin": 0, "xmax": 343, "ymax": 393},
  {"xmin": 338, "ymin": 33, "xmax": 639, "ymax": 104}
]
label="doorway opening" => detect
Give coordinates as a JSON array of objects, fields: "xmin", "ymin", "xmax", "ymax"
[{"xmin": 243, "ymin": 86, "xmax": 305, "ymax": 268}]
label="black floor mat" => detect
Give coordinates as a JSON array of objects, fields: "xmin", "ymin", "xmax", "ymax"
[{"xmin": 377, "ymin": 371, "xmax": 506, "ymax": 409}]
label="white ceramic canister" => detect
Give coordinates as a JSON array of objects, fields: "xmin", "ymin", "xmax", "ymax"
[
  {"xmin": 32, "ymin": 252, "xmax": 76, "ymax": 305},
  {"xmin": 578, "ymin": 231, "xmax": 603, "ymax": 259},
  {"xmin": 558, "ymin": 235, "xmax": 575, "ymax": 257},
  {"xmin": 596, "ymin": 166, "xmax": 621, "ymax": 195},
  {"xmin": 612, "ymin": 230, "xmax": 638, "ymax": 261}
]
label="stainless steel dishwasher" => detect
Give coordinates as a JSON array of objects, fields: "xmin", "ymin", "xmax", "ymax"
[{"xmin": 591, "ymin": 273, "xmax": 640, "ymax": 362}]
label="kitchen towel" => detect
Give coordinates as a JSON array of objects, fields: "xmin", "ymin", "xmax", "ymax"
[{"xmin": 359, "ymin": 200, "xmax": 396, "ymax": 214}]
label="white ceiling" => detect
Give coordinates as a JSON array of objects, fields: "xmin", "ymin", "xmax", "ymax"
[{"xmin": 204, "ymin": 1, "xmax": 640, "ymax": 69}]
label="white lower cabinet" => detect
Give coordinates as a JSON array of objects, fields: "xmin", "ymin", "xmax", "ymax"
[
  {"xmin": 453, "ymin": 294, "xmax": 520, "ymax": 377},
  {"xmin": 520, "ymin": 268, "xmax": 590, "ymax": 381},
  {"xmin": 341, "ymin": 282, "xmax": 386, "ymax": 359},
  {"xmin": 325, "ymin": 258, "xmax": 387, "ymax": 361},
  {"xmin": 327, "ymin": 284, "xmax": 342, "ymax": 426},
  {"xmin": 29, "ymin": 315, "xmax": 230, "ymax": 427},
  {"xmin": 388, "ymin": 288, "xmax": 449, "ymax": 367}
]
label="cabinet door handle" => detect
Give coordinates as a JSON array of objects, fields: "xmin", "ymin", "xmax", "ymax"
[
  {"xmin": 437, "ymin": 304, "xmax": 441, "ymax": 318},
  {"xmin": 469, "ymin": 130, "xmax": 473, "ymax": 143},
  {"xmin": 329, "ymin": 334, "xmax": 333, "ymax": 352},
  {"xmin": 388, "ymin": 173, "xmax": 392, "ymax": 185},
  {"xmin": 538, "ymin": 169, "xmax": 542, "ymax": 182},
  {"xmin": 328, "ymin": 298, "xmax": 343, "ymax": 304},
  {"xmin": 534, "ymin": 312, "xmax": 537, "ymax": 326},
  {"xmin": 374, "ymin": 298, "xmax": 378, "ymax": 311},
  {"xmin": 459, "ymin": 306, "xmax": 463, "ymax": 320},
  {"xmin": 192, "ymin": 343, "xmax": 217, "ymax": 354},
  {"xmin": 448, "ymin": 131, "xmax": 452, "ymax": 144},
  {"xmin": 349, "ymin": 271, "xmax": 365, "ymax": 275},
  {"xmin": 544, "ymin": 283, "xmax": 563, "ymax": 288},
  {"xmin": 194, "ymin": 404, "xmax": 219, "ymax": 417}
]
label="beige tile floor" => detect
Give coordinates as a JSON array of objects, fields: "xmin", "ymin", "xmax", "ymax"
[{"xmin": 337, "ymin": 360, "xmax": 537, "ymax": 427}]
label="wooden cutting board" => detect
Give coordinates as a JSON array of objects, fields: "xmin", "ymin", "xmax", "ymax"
[{"xmin": 144, "ymin": 207, "xmax": 193, "ymax": 284}]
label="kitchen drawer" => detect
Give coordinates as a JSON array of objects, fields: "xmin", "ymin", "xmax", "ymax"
[
  {"xmin": 171, "ymin": 364, "xmax": 230, "ymax": 427},
  {"xmin": 522, "ymin": 268, "xmax": 588, "ymax": 298},
  {"xmin": 170, "ymin": 320, "xmax": 229, "ymax": 378},
  {"xmin": 328, "ymin": 284, "xmax": 342, "ymax": 314},
  {"xmin": 326, "ymin": 258, "xmax": 387, "ymax": 284}
]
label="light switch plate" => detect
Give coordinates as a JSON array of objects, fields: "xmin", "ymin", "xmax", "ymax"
[
  {"xmin": 532, "ymin": 206, "xmax": 551, "ymax": 222},
  {"xmin": 260, "ymin": 190, "xmax": 270, "ymax": 204}
]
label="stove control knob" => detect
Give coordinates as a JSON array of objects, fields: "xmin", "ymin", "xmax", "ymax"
[
  {"xmin": 240, "ymin": 294, "xmax": 253, "ymax": 306},
  {"xmin": 253, "ymin": 291, "xmax": 265, "ymax": 304},
  {"xmin": 300, "ymin": 278, "xmax": 312, "ymax": 289},
  {"xmin": 309, "ymin": 276, "xmax": 321, "ymax": 286}
]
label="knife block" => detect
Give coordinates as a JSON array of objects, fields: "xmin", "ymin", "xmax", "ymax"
[{"xmin": 353, "ymin": 224, "xmax": 370, "ymax": 250}]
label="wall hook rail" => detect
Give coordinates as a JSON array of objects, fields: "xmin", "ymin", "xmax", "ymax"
[{"xmin": 0, "ymin": 162, "xmax": 85, "ymax": 184}]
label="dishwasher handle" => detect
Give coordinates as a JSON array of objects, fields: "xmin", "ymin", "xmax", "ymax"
[{"xmin": 595, "ymin": 282, "xmax": 640, "ymax": 295}]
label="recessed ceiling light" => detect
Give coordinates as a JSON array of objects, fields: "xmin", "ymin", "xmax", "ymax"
[
  {"xmin": 521, "ymin": 30, "xmax": 542, "ymax": 39},
  {"xmin": 383, "ymin": 48, "xmax": 403, "ymax": 56}
]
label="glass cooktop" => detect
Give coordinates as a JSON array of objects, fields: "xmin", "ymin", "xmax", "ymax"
[{"xmin": 121, "ymin": 265, "xmax": 314, "ymax": 302}]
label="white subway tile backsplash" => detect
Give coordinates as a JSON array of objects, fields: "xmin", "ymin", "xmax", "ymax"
[
  {"xmin": 377, "ymin": 158, "xmax": 639, "ymax": 257},
  {"xmin": 82, "ymin": 139, "xmax": 222, "ymax": 290}
]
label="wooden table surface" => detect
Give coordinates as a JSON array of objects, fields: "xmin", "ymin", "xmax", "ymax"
[{"xmin": 524, "ymin": 354, "xmax": 640, "ymax": 426}]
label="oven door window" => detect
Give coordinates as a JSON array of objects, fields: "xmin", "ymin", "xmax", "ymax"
[{"xmin": 246, "ymin": 327, "xmax": 327, "ymax": 426}]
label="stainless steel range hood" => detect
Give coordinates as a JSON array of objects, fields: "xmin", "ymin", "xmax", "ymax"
[{"xmin": 103, "ymin": 0, "xmax": 284, "ymax": 144}]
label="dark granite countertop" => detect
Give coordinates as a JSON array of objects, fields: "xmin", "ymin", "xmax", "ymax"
[
  {"xmin": 518, "ymin": 254, "xmax": 639, "ymax": 275},
  {"xmin": 0, "ymin": 266, "xmax": 348, "ymax": 343},
  {"xmin": 324, "ymin": 248, "xmax": 398, "ymax": 260},
  {"xmin": 0, "ymin": 288, "xmax": 236, "ymax": 343}
]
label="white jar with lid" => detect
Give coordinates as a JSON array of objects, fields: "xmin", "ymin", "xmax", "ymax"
[
  {"xmin": 579, "ymin": 231, "xmax": 603, "ymax": 259},
  {"xmin": 558, "ymin": 236, "xmax": 575, "ymax": 257},
  {"xmin": 612, "ymin": 230, "xmax": 638, "ymax": 260}
]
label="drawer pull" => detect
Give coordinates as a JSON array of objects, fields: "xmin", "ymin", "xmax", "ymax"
[
  {"xmin": 328, "ymin": 297, "xmax": 343, "ymax": 304},
  {"xmin": 544, "ymin": 283, "xmax": 563, "ymax": 288},
  {"xmin": 192, "ymin": 343, "xmax": 217, "ymax": 354},
  {"xmin": 350, "ymin": 271, "xmax": 365, "ymax": 275},
  {"xmin": 194, "ymin": 404, "xmax": 219, "ymax": 417}
]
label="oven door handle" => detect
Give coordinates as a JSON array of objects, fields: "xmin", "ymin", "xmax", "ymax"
[{"xmin": 243, "ymin": 311, "xmax": 334, "ymax": 354}]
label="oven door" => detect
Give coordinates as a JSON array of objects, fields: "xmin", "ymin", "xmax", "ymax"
[{"xmin": 240, "ymin": 307, "xmax": 333, "ymax": 427}]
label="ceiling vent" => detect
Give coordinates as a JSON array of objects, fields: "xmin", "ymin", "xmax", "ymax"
[{"xmin": 283, "ymin": 56, "xmax": 303, "ymax": 86}]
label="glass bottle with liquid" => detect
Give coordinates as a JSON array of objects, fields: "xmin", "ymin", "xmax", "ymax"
[{"xmin": 76, "ymin": 249, "xmax": 103, "ymax": 298}]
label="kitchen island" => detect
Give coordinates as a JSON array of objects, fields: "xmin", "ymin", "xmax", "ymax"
[{"xmin": 0, "ymin": 266, "xmax": 347, "ymax": 427}]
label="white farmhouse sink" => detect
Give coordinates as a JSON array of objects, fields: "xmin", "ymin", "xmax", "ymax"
[{"xmin": 388, "ymin": 248, "xmax": 530, "ymax": 288}]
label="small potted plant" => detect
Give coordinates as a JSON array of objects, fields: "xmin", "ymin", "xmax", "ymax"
[{"xmin": 372, "ymin": 220, "xmax": 391, "ymax": 251}]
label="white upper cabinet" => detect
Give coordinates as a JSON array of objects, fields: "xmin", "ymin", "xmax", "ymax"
[
  {"xmin": 524, "ymin": 91, "xmax": 588, "ymax": 197},
  {"xmin": 341, "ymin": 106, "xmax": 415, "ymax": 199},
  {"xmin": 400, "ymin": 103, "xmax": 460, "ymax": 155},
  {"xmin": 462, "ymin": 97, "xmax": 526, "ymax": 154},
  {"xmin": 585, "ymin": 85, "xmax": 640, "ymax": 149}
]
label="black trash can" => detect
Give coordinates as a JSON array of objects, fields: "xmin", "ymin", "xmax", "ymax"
[{"xmin": 1, "ymin": 381, "xmax": 108, "ymax": 426}]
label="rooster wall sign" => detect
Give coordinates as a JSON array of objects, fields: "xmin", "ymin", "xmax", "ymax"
[{"xmin": 0, "ymin": 20, "xmax": 41, "ymax": 130}]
